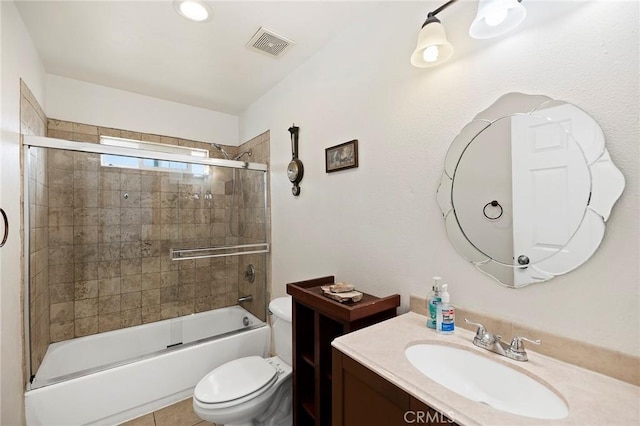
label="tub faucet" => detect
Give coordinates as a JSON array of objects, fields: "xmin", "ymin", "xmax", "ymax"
[{"xmin": 464, "ymin": 318, "xmax": 540, "ymax": 362}]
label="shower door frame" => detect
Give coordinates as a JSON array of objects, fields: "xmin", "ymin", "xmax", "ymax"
[{"xmin": 22, "ymin": 134, "xmax": 269, "ymax": 387}]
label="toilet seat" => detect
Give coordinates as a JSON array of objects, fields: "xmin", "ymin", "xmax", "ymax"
[{"xmin": 194, "ymin": 356, "xmax": 278, "ymax": 408}]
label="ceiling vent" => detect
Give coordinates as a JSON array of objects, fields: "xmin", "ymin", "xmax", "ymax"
[{"xmin": 246, "ymin": 27, "xmax": 295, "ymax": 58}]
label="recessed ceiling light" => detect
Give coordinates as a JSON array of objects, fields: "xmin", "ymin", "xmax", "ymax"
[{"xmin": 174, "ymin": 0, "xmax": 212, "ymax": 23}]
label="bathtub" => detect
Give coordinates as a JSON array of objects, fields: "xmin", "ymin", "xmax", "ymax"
[{"xmin": 25, "ymin": 306, "xmax": 270, "ymax": 425}]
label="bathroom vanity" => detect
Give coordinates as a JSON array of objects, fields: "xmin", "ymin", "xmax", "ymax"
[
  {"xmin": 332, "ymin": 312, "xmax": 639, "ymax": 426},
  {"xmin": 333, "ymin": 349, "xmax": 456, "ymax": 425}
]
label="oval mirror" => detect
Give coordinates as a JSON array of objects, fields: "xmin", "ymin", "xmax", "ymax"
[{"xmin": 437, "ymin": 93, "xmax": 625, "ymax": 287}]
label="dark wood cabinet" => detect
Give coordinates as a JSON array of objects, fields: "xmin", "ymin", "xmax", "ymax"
[
  {"xmin": 333, "ymin": 349, "xmax": 458, "ymax": 426},
  {"xmin": 287, "ymin": 276, "xmax": 400, "ymax": 426}
]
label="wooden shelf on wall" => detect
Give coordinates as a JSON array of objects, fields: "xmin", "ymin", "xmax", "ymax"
[{"xmin": 287, "ymin": 276, "xmax": 400, "ymax": 426}]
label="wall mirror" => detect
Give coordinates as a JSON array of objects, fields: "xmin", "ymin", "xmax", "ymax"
[{"xmin": 437, "ymin": 93, "xmax": 625, "ymax": 288}]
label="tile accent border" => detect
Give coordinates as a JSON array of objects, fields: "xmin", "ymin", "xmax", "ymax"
[{"xmin": 410, "ymin": 295, "xmax": 640, "ymax": 386}]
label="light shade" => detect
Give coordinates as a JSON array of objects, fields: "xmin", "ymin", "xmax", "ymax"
[
  {"xmin": 173, "ymin": 0, "xmax": 212, "ymax": 22},
  {"xmin": 410, "ymin": 18, "xmax": 454, "ymax": 68},
  {"xmin": 469, "ymin": 0, "xmax": 526, "ymax": 39}
]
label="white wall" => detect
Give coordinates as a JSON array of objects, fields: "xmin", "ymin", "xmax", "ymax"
[
  {"xmin": 46, "ymin": 74, "xmax": 240, "ymax": 145},
  {"xmin": 241, "ymin": 1, "xmax": 639, "ymax": 356},
  {"xmin": 0, "ymin": 1, "xmax": 46, "ymax": 424}
]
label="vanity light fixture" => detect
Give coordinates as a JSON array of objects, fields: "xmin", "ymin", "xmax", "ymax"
[
  {"xmin": 173, "ymin": 0, "xmax": 212, "ymax": 22},
  {"xmin": 469, "ymin": 0, "xmax": 527, "ymax": 39},
  {"xmin": 411, "ymin": 0, "xmax": 528, "ymax": 68},
  {"xmin": 410, "ymin": 0, "xmax": 458, "ymax": 68}
]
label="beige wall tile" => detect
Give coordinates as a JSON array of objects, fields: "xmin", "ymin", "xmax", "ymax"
[
  {"xmin": 48, "ymin": 167, "xmax": 73, "ymax": 189},
  {"xmin": 73, "ymin": 152, "xmax": 100, "ymax": 171},
  {"xmin": 75, "ymin": 316, "xmax": 99, "ymax": 337},
  {"xmin": 141, "ymin": 257, "xmax": 160, "ymax": 274},
  {"xmin": 75, "ymin": 298, "xmax": 98, "ymax": 319},
  {"xmin": 74, "ymin": 262, "xmax": 98, "ymax": 281},
  {"xmin": 99, "ymin": 295, "xmax": 121, "ymax": 315},
  {"xmin": 98, "ymin": 261, "xmax": 121, "ymax": 279},
  {"xmin": 161, "ymin": 302, "xmax": 180, "ymax": 319},
  {"xmin": 121, "ymin": 274, "xmax": 142, "ymax": 293},
  {"xmin": 120, "ymin": 130, "xmax": 142, "ymax": 141},
  {"xmin": 121, "ymin": 308, "xmax": 142, "ymax": 328},
  {"xmin": 49, "ymin": 264, "xmax": 74, "ymax": 284},
  {"xmin": 48, "ymin": 119, "xmax": 74, "ymax": 133},
  {"xmin": 141, "ymin": 305, "xmax": 161, "ymax": 324},
  {"xmin": 75, "ymin": 189, "xmax": 98, "ymax": 208},
  {"xmin": 48, "ymin": 129, "xmax": 74, "ymax": 140},
  {"xmin": 49, "ymin": 283, "xmax": 74, "ymax": 303},
  {"xmin": 72, "ymin": 123, "xmax": 98, "ymax": 135},
  {"xmin": 74, "ymin": 280, "xmax": 99, "ymax": 300},
  {"xmin": 74, "ymin": 208, "xmax": 99, "ymax": 226},
  {"xmin": 99, "ymin": 277, "xmax": 121, "ymax": 296},
  {"xmin": 99, "ymin": 127, "xmax": 121, "ymax": 138},
  {"xmin": 49, "ymin": 207, "xmax": 73, "ymax": 227},
  {"xmin": 141, "ymin": 289, "xmax": 160, "ymax": 307},
  {"xmin": 141, "ymin": 273, "xmax": 162, "ymax": 290},
  {"xmin": 73, "ymin": 226, "xmax": 98, "ymax": 245},
  {"xmin": 121, "ymin": 292, "xmax": 141, "ymax": 311},
  {"xmin": 48, "ymin": 150, "xmax": 74, "ymax": 170},
  {"xmin": 98, "ymin": 312, "xmax": 121, "ymax": 332},
  {"xmin": 74, "ymin": 170, "xmax": 98, "ymax": 188},
  {"xmin": 50, "ymin": 320, "xmax": 74, "ymax": 342},
  {"xmin": 141, "ymin": 133, "xmax": 162, "ymax": 143},
  {"xmin": 73, "ymin": 244, "xmax": 98, "ymax": 264},
  {"xmin": 121, "ymin": 242, "xmax": 141, "ymax": 259},
  {"xmin": 50, "ymin": 302, "xmax": 74, "ymax": 322}
]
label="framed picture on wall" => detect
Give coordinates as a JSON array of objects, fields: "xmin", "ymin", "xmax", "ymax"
[{"xmin": 325, "ymin": 139, "xmax": 358, "ymax": 173}]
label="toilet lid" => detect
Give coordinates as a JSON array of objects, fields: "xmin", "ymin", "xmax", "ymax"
[{"xmin": 195, "ymin": 356, "xmax": 277, "ymax": 404}]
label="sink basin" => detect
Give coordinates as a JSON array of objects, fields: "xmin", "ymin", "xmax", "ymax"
[{"xmin": 405, "ymin": 343, "xmax": 568, "ymax": 420}]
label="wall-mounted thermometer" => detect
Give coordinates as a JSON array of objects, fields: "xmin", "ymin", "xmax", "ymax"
[{"xmin": 287, "ymin": 124, "xmax": 304, "ymax": 196}]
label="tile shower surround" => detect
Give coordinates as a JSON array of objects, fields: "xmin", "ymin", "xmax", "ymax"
[{"xmin": 41, "ymin": 119, "xmax": 271, "ymax": 343}]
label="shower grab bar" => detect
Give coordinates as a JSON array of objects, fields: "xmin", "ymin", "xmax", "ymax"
[{"xmin": 170, "ymin": 243, "xmax": 270, "ymax": 261}]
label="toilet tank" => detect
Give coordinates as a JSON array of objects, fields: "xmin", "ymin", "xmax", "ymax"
[{"xmin": 269, "ymin": 296, "xmax": 292, "ymax": 365}]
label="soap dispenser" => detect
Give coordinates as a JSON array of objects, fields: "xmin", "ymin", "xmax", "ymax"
[
  {"xmin": 427, "ymin": 277, "xmax": 442, "ymax": 329},
  {"xmin": 436, "ymin": 284, "xmax": 455, "ymax": 334}
]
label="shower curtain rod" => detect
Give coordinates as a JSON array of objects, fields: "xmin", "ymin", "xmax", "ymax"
[{"xmin": 23, "ymin": 135, "xmax": 268, "ymax": 172}]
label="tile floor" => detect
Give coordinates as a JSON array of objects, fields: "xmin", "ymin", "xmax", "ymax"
[{"xmin": 120, "ymin": 398, "xmax": 215, "ymax": 426}]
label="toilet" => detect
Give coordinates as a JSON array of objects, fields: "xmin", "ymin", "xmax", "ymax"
[{"xmin": 193, "ymin": 297, "xmax": 293, "ymax": 426}]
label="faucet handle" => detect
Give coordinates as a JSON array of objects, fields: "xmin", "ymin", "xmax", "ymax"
[
  {"xmin": 509, "ymin": 336, "xmax": 541, "ymax": 353},
  {"xmin": 464, "ymin": 318, "xmax": 486, "ymax": 339}
]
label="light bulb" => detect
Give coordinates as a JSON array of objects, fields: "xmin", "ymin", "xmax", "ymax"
[
  {"xmin": 179, "ymin": 1, "xmax": 209, "ymax": 21},
  {"xmin": 423, "ymin": 45, "xmax": 439, "ymax": 63},
  {"xmin": 485, "ymin": 8, "xmax": 508, "ymax": 27}
]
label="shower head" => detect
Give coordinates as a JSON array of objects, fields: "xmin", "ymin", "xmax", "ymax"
[
  {"xmin": 234, "ymin": 150, "xmax": 253, "ymax": 161},
  {"xmin": 211, "ymin": 143, "xmax": 231, "ymax": 160},
  {"xmin": 212, "ymin": 144, "xmax": 252, "ymax": 161}
]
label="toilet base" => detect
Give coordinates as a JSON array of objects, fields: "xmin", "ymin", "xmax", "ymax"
[{"xmin": 211, "ymin": 380, "xmax": 292, "ymax": 426}]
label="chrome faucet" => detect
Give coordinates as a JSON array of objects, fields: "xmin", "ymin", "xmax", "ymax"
[{"xmin": 464, "ymin": 319, "xmax": 540, "ymax": 362}]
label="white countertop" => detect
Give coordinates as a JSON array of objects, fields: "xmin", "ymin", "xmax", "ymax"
[{"xmin": 332, "ymin": 312, "xmax": 640, "ymax": 426}]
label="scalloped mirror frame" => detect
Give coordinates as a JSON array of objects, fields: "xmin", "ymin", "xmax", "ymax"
[{"xmin": 437, "ymin": 93, "xmax": 625, "ymax": 288}]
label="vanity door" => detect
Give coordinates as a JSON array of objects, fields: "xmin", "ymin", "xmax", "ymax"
[{"xmin": 333, "ymin": 348, "xmax": 457, "ymax": 426}]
